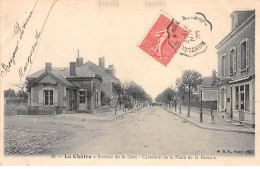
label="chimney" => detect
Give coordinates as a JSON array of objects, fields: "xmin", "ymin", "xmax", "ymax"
[
  {"xmin": 230, "ymin": 10, "xmax": 254, "ymax": 30},
  {"xmin": 70, "ymin": 62, "xmax": 76, "ymax": 77},
  {"xmin": 76, "ymin": 57, "xmax": 84, "ymax": 67},
  {"xmin": 76, "ymin": 49, "xmax": 84, "ymax": 67},
  {"xmin": 105, "ymin": 64, "xmax": 116, "ymax": 76},
  {"xmin": 45, "ymin": 62, "xmax": 52, "ymax": 71},
  {"xmin": 99, "ymin": 57, "xmax": 105, "ymax": 68}
]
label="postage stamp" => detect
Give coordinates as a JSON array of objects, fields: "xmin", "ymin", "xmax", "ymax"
[{"xmin": 139, "ymin": 13, "xmax": 190, "ymax": 66}]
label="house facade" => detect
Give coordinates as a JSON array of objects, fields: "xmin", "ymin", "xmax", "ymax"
[
  {"xmin": 27, "ymin": 59, "xmax": 103, "ymax": 114},
  {"xmin": 84, "ymin": 57, "xmax": 120, "ymax": 104},
  {"xmin": 215, "ymin": 10, "xmax": 255, "ymax": 127},
  {"xmin": 201, "ymin": 69, "xmax": 218, "ymax": 102}
]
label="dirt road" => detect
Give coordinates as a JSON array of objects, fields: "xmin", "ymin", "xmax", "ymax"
[{"xmin": 5, "ymin": 107, "xmax": 254, "ymax": 156}]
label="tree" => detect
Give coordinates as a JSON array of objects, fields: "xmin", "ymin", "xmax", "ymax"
[
  {"xmin": 112, "ymin": 82, "xmax": 124, "ymax": 114},
  {"xmin": 175, "ymin": 69, "xmax": 203, "ymax": 117},
  {"xmin": 111, "ymin": 81, "xmax": 152, "ymax": 113},
  {"xmin": 155, "ymin": 88, "xmax": 176, "ymax": 103},
  {"xmin": 4, "ymin": 88, "xmax": 16, "ymax": 98},
  {"xmin": 124, "ymin": 81, "xmax": 152, "ymax": 106},
  {"xmin": 155, "ymin": 87, "xmax": 176, "ymax": 109},
  {"xmin": 16, "ymin": 90, "xmax": 28, "ymax": 101}
]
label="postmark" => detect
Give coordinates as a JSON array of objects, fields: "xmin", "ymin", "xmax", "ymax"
[
  {"xmin": 179, "ymin": 12, "xmax": 212, "ymax": 57},
  {"xmin": 139, "ymin": 13, "xmax": 190, "ymax": 66}
]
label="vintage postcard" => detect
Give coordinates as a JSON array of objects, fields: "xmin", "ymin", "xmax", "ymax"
[{"xmin": 0, "ymin": 0, "xmax": 259, "ymax": 166}]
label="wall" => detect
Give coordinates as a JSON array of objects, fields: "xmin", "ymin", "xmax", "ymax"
[
  {"xmin": 218, "ymin": 19, "xmax": 255, "ymax": 79},
  {"xmin": 101, "ymin": 75, "xmax": 119, "ymax": 99},
  {"xmin": 231, "ymin": 79, "xmax": 255, "ymax": 125},
  {"xmin": 69, "ymin": 78, "xmax": 101, "ymax": 112},
  {"xmin": 93, "ymin": 78, "xmax": 102, "ymax": 106},
  {"xmin": 30, "ymin": 73, "xmax": 66, "ymax": 113}
]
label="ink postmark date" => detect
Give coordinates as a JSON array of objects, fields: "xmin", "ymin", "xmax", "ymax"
[{"xmin": 179, "ymin": 12, "xmax": 213, "ymax": 57}]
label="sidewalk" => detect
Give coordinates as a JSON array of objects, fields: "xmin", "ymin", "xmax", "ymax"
[
  {"xmin": 78, "ymin": 106, "xmax": 142, "ymax": 122},
  {"xmin": 164, "ymin": 106, "xmax": 255, "ymax": 134}
]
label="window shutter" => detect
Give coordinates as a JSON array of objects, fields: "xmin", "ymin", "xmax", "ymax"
[
  {"xmin": 38, "ymin": 90, "xmax": 43, "ymax": 105},
  {"xmin": 54, "ymin": 90, "xmax": 58, "ymax": 106},
  {"xmin": 238, "ymin": 45, "xmax": 241, "ymax": 70},
  {"xmin": 233, "ymin": 49, "xmax": 237, "ymax": 73},
  {"xmin": 246, "ymin": 40, "xmax": 250, "ymax": 68},
  {"xmin": 64, "ymin": 87, "xmax": 66, "ymax": 97}
]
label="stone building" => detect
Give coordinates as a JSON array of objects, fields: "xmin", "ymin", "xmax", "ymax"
[
  {"xmin": 215, "ymin": 10, "xmax": 255, "ymax": 127},
  {"xmin": 27, "ymin": 57, "xmax": 103, "ymax": 114}
]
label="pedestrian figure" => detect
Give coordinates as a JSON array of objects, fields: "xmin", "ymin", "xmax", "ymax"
[{"xmin": 210, "ymin": 115, "xmax": 216, "ymax": 124}]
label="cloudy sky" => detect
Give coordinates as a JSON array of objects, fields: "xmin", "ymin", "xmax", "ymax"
[{"xmin": 0, "ymin": 0, "xmax": 256, "ymax": 99}]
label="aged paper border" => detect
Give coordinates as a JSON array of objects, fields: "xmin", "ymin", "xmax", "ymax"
[{"xmin": 0, "ymin": 0, "xmax": 260, "ymax": 166}]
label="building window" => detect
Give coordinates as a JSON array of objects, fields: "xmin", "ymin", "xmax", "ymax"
[
  {"xmin": 230, "ymin": 49, "xmax": 234, "ymax": 74},
  {"xmin": 240, "ymin": 85, "xmax": 244, "ymax": 110},
  {"xmin": 241, "ymin": 41, "xmax": 246, "ymax": 69},
  {"xmin": 44, "ymin": 90, "xmax": 53, "ymax": 106},
  {"xmin": 234, "ymin": 84, "xmax": 250, "ymax": 111},
  {"xmin": 240, "ymin": 38, "xmax": 250, "ymax": 70},
  {"xmin": 79, "ymin": 91, "xmax": 86, "ymax": 103}
]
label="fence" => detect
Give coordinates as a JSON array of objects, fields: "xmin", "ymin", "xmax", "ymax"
[
  {"xmin": 4, "ymin": 98, "xmax": 28, "ymax": 116},
  {"xmin": 5, "ymin": 98, "xmax": 27, "ymax": 104},
  {"xmin": 181, "ymin": 100, "xmax": 217, "ymax": 110}
]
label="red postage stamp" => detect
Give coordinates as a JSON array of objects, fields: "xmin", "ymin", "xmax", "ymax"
[{"xmin": 139, "ymin": 14, "xmax": 189, "ymax": 66}]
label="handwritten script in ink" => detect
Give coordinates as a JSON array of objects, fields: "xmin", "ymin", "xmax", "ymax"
[
  {"xmin": 1, "ymin": 0, "xmax": 57, "ymax": 81},
  {"xmin": 18, "ymin": 30, "xmax": 41, "ymax": 81},
  {"xmin": 0, "ymin": 0, "xmax": 38, "ymax": 78}
]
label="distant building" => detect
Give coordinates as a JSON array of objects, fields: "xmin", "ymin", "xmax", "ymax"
[
  {"xmin": 215, "ymin": 10, "xmax": 255, "ymax": 127},
  {"xmin": 201, "ymin": 69, "xmax": 218, "ymax": 101},
  {"xmin": 4, "ymin": 89, "xmax": 16, "ymax": 98}
]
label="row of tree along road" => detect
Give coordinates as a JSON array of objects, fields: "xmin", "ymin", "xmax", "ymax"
[
  {"xmin": 155, "ymin": 69, "xmax": 217, "ymax": 120},
  {"xmin": 111, "ymin": 81, "xmax": 152, "ymax": 114}
]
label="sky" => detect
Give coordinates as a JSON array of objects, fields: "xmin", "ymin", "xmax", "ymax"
[{"xmin": 0, "ymin": 0, "xmax": 257, "ymax": 99}]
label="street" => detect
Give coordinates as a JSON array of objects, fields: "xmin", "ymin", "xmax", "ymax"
[{"xmin": 4, "ymin": 107, "xmax": 254, "ymax": 156}]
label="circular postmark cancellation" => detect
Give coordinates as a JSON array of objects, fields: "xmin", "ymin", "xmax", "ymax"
[{"xmin": 179, "ymin": 12, "xmax": 213, "ymax": 57}]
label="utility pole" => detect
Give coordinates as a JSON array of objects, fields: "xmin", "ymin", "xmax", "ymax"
[
  {"xmin": 188, "ymin": 82, "xmax": 190, "ymax": 117},
  {"xmin": 175, "ymin": 98, "xmax": 177, "ymax": 111},
  {"xmin": 179, "ymin": 101, "xmax": 182, "ymax": 114},
  {"xmin": 200, "ymin": 89, "xmax": 203, "ymax": 122}
]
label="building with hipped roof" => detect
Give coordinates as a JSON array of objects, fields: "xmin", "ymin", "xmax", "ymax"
[
  {"xmin": 215, "ymin": 10, "xmax": 255, "ymax": 127},
  {"xmin": 27, "ymin": 53, "xmax": 120, "ymax": 114},
  {"xmin": 27, "ymin": 61, "xmax": 102, "ymax": 114}
]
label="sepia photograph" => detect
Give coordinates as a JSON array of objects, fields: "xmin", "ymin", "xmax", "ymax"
[{"xmin": 0, "ymin": 0, "xmax": 259, "ymax": 166}]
